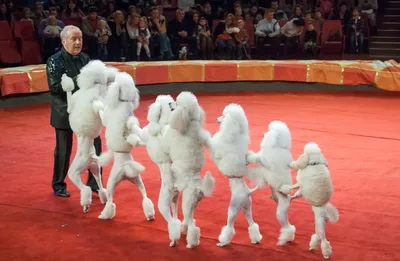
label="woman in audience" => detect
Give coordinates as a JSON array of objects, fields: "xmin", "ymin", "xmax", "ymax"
[
  {"xmin": 245, "ymin": 5, "xmax": 260, "ymax": 25},
  {"xmin": 102, "ymin": 1, "xmax": 116, "ymax": 21},
  {"xmin": 126, "ymin": 5, "xmax": 136, "ymax": 23},
  {"xmin": 214, "ymin": 13, "xmax": 239, "ymax": 60},
  {"xmin": 290, "ymin": 5, "xmax": 303, "ymax": 19},
  {"xmin": 126, "ymin": 13, "xmax": 139, "ymax": 61},
  {"xmin": 148, "ymin": 6, "xmax": 174, "ymax": 60},
  {"xmin": 108, "ymin": 10, "xmax": 127, "ymax": 61},
  {"xmin": 197, "ymin": 16, "xmax": 213, "ymax": 60},
  {"xmin": 61, "ymin": 0, "xmax": 84, "ymax": 20},
  {"xmin": 21, "ymin": 7, "xmax": 34, "ymax": 26},
  {"xmin": 0, "ymin": 2, "xmax": 13, "ymax": 24}
]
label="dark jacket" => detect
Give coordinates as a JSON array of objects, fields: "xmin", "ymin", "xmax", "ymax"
[{"xmin": 46, "ymin": 48, "xmax": 90, "ymax": 129}]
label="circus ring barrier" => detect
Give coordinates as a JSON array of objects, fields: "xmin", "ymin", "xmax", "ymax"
[{"xmin": 1, "ymin": 60, "xmax": 400, "ymax": 96}]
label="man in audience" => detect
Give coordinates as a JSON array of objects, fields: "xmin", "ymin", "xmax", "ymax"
[
  {"xmin": 81, "ymin": 6, "xmax": 109, "ymax": 59},
  {"xmin": 39, "ymin": 7, "xmax": 65, "ymax": 62},
  {"xmin": 167, "ymin": 8, "xmax": 197, "ymax": 59},
  {"xmin": 281, "ymin": 17, "xmax": 305, "ymax": 59},
  {"xmin": 46, "ymin": 25, "xmax": 102, "ymax": 198},
  {"xmin": 271, "ymin": 1, "xmax": 288, "ymax": 21},
  {"xmin": 255, "ymin": 9, "xmax": 281, "ymax": 60}
]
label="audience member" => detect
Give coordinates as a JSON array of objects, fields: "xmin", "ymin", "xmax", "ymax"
[
  {"xmin": 94, "ymin": 19, "xmax": 110, "ymax": 61},
  {"xmin": 0, "ymin": 2, "xmax": 13, "ymax": 23},
  {"xmin": 148, "ymin": 6, "xmax": 174, "ymax": 60},
  {"xmin": 81, "ymin": 6, "xmax": 108, "ymax": 59},
  {"xmin": 359, "ymin": 0, "xmax": 377, "ymax": 27},
  {"xmin": 214, "ymin": 13, "xmax": 239, "ymax": 60},
  {"xmin": 281, "ymin": 17, "xmax": 305, "ymax": 58},
  {"xmin": 107, "ymin": 10, "xmax": 127, "ymax": 61},
  {"xmin": 126, "ymin": 13, "xmax": 139, "ymax": 61},
  {"xmin": 291, "ymin": 5, "xmax": 303, "ymax": 19},
  {"xmin": 235, "ymin": 20, "xmax": 250, "ymax": 60},
  {"xmin": 347, "ymin": 7, "xmax": 364, "ymax": 54},
  {"xmin": 304, "ymin": 22, "xmax": 317, "ymax": 57},
  {"xmin": 135, "ymin": 17, "xmax": 151, "ymax": 61},
  {"xmin": 62, "ymin": 0, "xmax": 84, "ymax": 20},
  {"xmin": 271, "ymin": 1, "xmax": 288, "ymax": 21},
  {"xmin": 197, "ymin": 17, "xmax": 213, "ymax": 60},
  {"xmin": 255, "ymin": 9, "xmax": 280, "ymax": 59},
  {"xmin": 21, "ymin": 7, "xmax": 34, "ymax": 25}
]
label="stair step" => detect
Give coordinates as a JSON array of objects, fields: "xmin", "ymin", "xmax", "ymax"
[
  {"xmin": 384, "ymin": 8, "xmax": 400, "ymax": 15},
  {"xmin": 370, "ymin": 42, "xmax": 400, "ymax": 48},
  {"xmin": 377, "ymin": 29, "xmax": 400, "ymax": 36},
  {"xmin": 381, "ymin": 22, "xmax": 400, "ymax": 29},
  {"xmin": 369, "ymin": 48, "xmax": 400, "ymax": 56},
  {"xmin": 382, "ymin": 15, "xmax": 400, "ymax": 22},
  {"xmin": 387, "ymin": 1, "xmax": 400, "ymax": 8},
  {"xmin": 371, "ymin": 36, "xmax": 400, "ymax": 42}
]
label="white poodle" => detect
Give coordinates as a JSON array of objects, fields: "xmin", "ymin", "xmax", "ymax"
[
  {"xmin": 97, "ymin": 72, "xmax": 155, "ymax": 221},
  {"xmin": 246, "ymin": 121, "xmax": 296, "ymax": 246},
  {"xmin": 209, "ymin": 104, "xmax": 262, "ymax": 247},
  {"xmin": 162, "ymin": 91, "xmax": 215, "ymax": 248},
  {"xmin": 138, "ymin": 95, "xmax": 182, "ymax": 246},
  {"xmin": 61, "ymin": 60, "xmax": 109, "ymax": 213},
  {"xmin": 280, "ymin": 142, "xmax": 339, "ymax": 259}
]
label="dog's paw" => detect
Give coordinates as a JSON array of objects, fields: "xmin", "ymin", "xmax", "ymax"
[
  {"xmin": 61, "ymin": 74, "xmax": 74, "ymax": 92},
  {"xmin": 169, "ymin": 240, "xmax": 177, "ymax": 247},
  {"xmin": 216, "ymin": 242, "xmax": 227, "ymax": 247}
]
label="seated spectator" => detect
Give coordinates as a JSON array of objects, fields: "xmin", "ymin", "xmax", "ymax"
[
  {"xmin": 320, "ymin": 0, "xmax": 334, "ymax": 19},
  {"xmin": 347, "ymin": 7, "xmax": 364, "ymax": 54},
  {"xmin": 271, "ymin": 1, "xmax": 288, "ymax": 21},
  {"xmin": 0, "ymin": 2, "xmax": 13, "ymax": 24},
  {"xmin": 255, "ymin": 9, "xmax": 280, "ymax": 60},
  {"xmin": 44, "ymin": 16, "xmax": 62, "ymax": 36},
  {"xmin": 39, "ymin": 7, "xmax": 64, "ymax": 38},
  {"xmin": 94, "ymin": 19, "xmax": 111, "ymax": 61},
  {"xmin": 313, "ymin": 8, "xmax": 324, "ymax": 30},
  {"xmin": 127, "ymin": 13, "xmax": 139, "ymax": 61},
  {"xmin": 167, "ymin": 8, "xmax": 197, "ymax": 59},
  {"xmin": 304, "ymin": 22, "xmax": 317, "ymax": 57},
  {"xmin": 197, "ymin": 17, "xmax": 213, "ymax": 60},
  {"xmin": 62, "ymin": 0, "xmax": 85, "ymax": 20},
  {"xmin": 107, "ymin": 10, "xmax": 127, "ymax": 61},
  {"xmin": 280, "ymin": 0, "xmax": 296, "ymax": 18},
  {"xmin": 234, "ymin": 6, "xmax": 244, "ymax": 21},
  {"xmin": 290, "ymin": 5, "xmax": 303, "ymax": 20},
  {"xmin": 235, "ymin": 20, "xmax": 250, "ymax": 60},
  {"xmin": 178, "ymin": 0, "xmax": 194, "ymax": 13},
  {"xmin": 298, "ymin": 0, "xmax": 313, "ymax": 13},
  {"xmin": 281, "ymin": 18, "xmax": 305, "ymax": 58},
  {"xmin": 127, "ymin": 5, "xmax": 137, "ymax": 23},
  {"xmin": 81, "ymin": 6, "xmax": 108, "ymax": 59},
  {"xmin": 102, "ymin": 1, "xmax": 116, "ymax": 21},
  {"xmin": 32, "ymin": 2, "xmax": 48, "ymax": 29},
  {"xmin": 304, "ymin": 12, "xmax": 313, "ymax": 24},
  {"xmin": 157, "ymin": 5, "xmax": 166, "ymax": 22},
  {"xmin": 245, "ymin": 5, "xmax": 261, "ymax": 25},
  {"xmin": 359, "ymin": 0, "xmax": 377, "ymax": 27},
  {"xmin": 39, "ymin": 8, "xmax": 64, "ymax": 61},
  {"xmin": 332, "ymin": 2, "xmax": 350, "ymax": 33},
  {"xmin": 148, "ymin": 6, "xmax": 174, "ymax": 60},
  {"xmin": 21, "ymin": 7, "xmax": 34, "ymax": 26},
  {"xmin": 135, "ymin": 17, "xmax": 151, "ymax": 61},
  {"xmin": 162, "ymin": 0, "xmax": 173, "ymax": 8},
  {"xmin": 213, "ymin": 13, "xmax": 239, "ymax": 60},
  {"xmin": 200, "ymin": 2, "xmax": 213, "ymax": 29}
]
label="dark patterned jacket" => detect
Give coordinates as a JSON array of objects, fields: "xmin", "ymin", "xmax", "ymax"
[{"xmin": 46, "ymin": 48, "xmax": 90, "ymax": 129}]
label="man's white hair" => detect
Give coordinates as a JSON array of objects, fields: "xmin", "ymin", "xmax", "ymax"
[{"xmin": 60, "ymin": 25, "xmax": 82, "ymax": 40}]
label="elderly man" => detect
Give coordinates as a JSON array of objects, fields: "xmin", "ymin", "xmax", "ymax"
[{"xmin": 46, "ymin": 25, "xmax": 102, "ymax": 197}]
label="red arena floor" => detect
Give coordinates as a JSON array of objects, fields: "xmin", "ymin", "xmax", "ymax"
[{"xmin": 0, "ymin": 91, "xmax": 399, "ymax": 261}]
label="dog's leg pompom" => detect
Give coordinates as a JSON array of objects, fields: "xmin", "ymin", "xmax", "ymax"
[
  {"xmin": 277, "ymin": 225, "xmax": 296, "ymax": 246},
  {"xmin": 168, "ymin": 219, "xmax": 182, "ymax": 247},
  {"xmin": 321, "ymin": 240, "xmax": 332, "ymax": 259},
  {"xmin": 98, "ymin": 201, "xmax": 116, "ymax": 219},
  {"xmin": 248, "ymin": 223, "xmax": 262, "ymax": 244},
  {"xmin": 98, "ymin": 188, "xmax": 108, "ymax": 204},
  {"xmin": 142, "ymin": 197, "xmax": 155, "ymax": 221},
  {"xmin": 186, "ymin": 224, "xmax": 201, "ymax": 249},
  {"xmin": 80, "ymin": 185, "xmax": 92, "ymax": 213},
  {"xmin": 217, "ymin": 226, "xmax": 235, "ymax": 247},
  {"xmin": 309, "ymin": 234, "xmax": 320, "ymax": 251}
]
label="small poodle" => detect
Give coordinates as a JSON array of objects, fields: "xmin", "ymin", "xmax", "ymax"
[
  {"xmin": 209, "ymin": 104, "xmax": 262, "ymax": 247},
  {"xmin": 280, "ymin": 142, "xmax": 339, "ymax": 259},
  {"xmin": 162, "ymin": 91, "xmax": 215, "ymax": 248},
  {"xmin": 246, "ymin": 121, "xmax": 296, "ymax": 246},
  {"xmin": 61, "ymin": 60, "xmax": 109, "ymax": 213},
  {"xmin": 97, "ymin": 72, "xmax": 155, "ymax": 221},
  {"xmin": 138, "ymin": 95, "xmax": 182, "ymax": 246}
]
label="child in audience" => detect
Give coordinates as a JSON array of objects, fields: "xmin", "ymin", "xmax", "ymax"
[
  {"xmin": 21, "ymin": 7, "xmax": 33, "ymax": 26},
  {"xmin": 304, "ymin": 22, "xmax": 317, "ymax": 57},
  {"xmin": 347, "ymin": 8, "xmax": 364, "ymax": 54},
  {"xmin": 94, "ymin": 19, "xmax": 111, "ymax": 61},
  {"xmin": 44, "ymin": 16, "xmax": 62, "ymax": 36},
  {"xmin": 198, "ymin": 17, "xmax": 213, "ymax": 59},
  {"xmin": 234, "ymin": 20, "xmax": 250, "ymax": 59},
  {"xmin": 135, "ymin": 17, "xmax": 151, "ymax": 61}
]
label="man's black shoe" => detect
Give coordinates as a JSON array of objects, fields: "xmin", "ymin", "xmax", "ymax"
[{"xmin": 54, "ymin": 189, "xmax": 70, "ymax": 197}]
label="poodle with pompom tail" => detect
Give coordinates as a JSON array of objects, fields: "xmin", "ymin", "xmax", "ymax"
[
  {"xmin": 97, "ymin": 72, "xmax": 155, "ymax": 221},
  {"xmin": 162, "ymin": 91, "xmax": 215, "ymax": 248},
  {"xmin": 209, "ymin": 103, "xmax": 262, "ymax": 247},
  {"xmin": 246, "ymin": 121, "xmax": 296, "ymax": 246},
  {"xmin": 136, "ymin": 95, "xmax": 182, "ymax": 247},
  {"xmin": 279, "ymin": 142, "xmax": 339, "ymax": 259},
  {"xmin": 61, "ymin": 60, "xmax": 110, "ymax": 213}
]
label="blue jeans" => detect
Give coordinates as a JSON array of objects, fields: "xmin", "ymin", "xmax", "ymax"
[
  {"xmin": 158, "ymin": 33, "xmax": 174, "ymax": 58},
  {"xmin": 304, "ymin": 41, "xmax": 317, "ymax": 56},
  {"xmin": 217, "ymin": 39, "xmax": 234, "ymax": 59},
  {"xmin": 349, "ymin": 32, "xmax": 364, "ymax": 54},
  {"xmin": 236, "ymin": 42, "xmax": 250, "ymax": 59},
  {"xmin": 97, "ymin": 43, "xmax": 108, "ymax": 61}
]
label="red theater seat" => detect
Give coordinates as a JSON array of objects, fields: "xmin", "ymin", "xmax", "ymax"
[
  {"xmin": 13, "ymin": 21, "xmax": 42, "ymax": 65},
  {"xmin": 320, "ymin": 20, "xmax": 344, "ymax": 59},
  {"xmin": 0, "ymin": 21, "xmax": 22, "ymax": 65}
]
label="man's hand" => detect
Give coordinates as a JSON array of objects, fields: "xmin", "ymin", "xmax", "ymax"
[
  {"xmin": 261, "ymin": 33, "xmax": 267, "ymax": 37},
  {"xmin": 178, "ymin": 31, "xmax": 187, "ymax": 37},
  {"xmin": 268, "ymin": 33, "xmax": 274, "ymax": 37}
]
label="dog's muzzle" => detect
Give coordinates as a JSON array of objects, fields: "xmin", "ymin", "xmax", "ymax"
[{"xmin": 217, "ymin": 116, "xmax": 223, "ymax": 124}]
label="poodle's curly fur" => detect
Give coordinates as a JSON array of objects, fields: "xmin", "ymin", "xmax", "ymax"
[
  {"xmin": 97, "ymin": 72, "xmax": 155, "ymax": 221},
  {"xmin": 138, "ymin": 95, "xmax": 182, "ymax": 246},
  {"xmin": 162, "ymin": 91, "xmax": 215, "ymax": 248},
  {"xmin": 209, "ymin": 104, "xmax": 262, "ymax": 247},
  {"xmin": 280, "ymin": 142, "xmax": 339, "ymax": 259},
  {"xmin": 61, "ymin": 60, "xmax": 109, "ymax": 213},
  {"xmin": 246, "ymin": 121, "xmax": 296, "ymax": 246}
]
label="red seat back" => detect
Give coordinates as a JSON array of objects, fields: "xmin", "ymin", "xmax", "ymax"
[
  {"xmin": 0, "ymin": 21, "xmax": 13, "ymax": 40},
  {"xmin": 62, "ymin": 18, "xmax": 80, "ymax": 27},
  {"xmin": 321, "ymin": 20, "xmax": 342, "ymax": 43},
  {"xmin": 278, "ymin": 19, "xmax": 288, "ymax": 28},
  {"xmin": 244, "ymin": 20, "xmax": 255, "ymax": 47},
  {"xmin": 0, "ymin": 41, "xmax": 22, "ymax": 64},
  {"xmin": 14, "ymin": 21, "xmax": 36, "ymax": 40}
]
